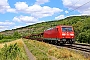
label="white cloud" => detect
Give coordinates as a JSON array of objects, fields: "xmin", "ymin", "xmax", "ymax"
[
  {"xmin": 0, "ymin": 26, "xmax": 8, "ymax": 29},
  {"xmin": 15, "ymin": 2, "xmax": 28, "ymax": 11},
  {"xmin": 0, "ymin": 27, "xmax": 8, "ymax": 32},
  {"xmin": 7, "ymin": 8, "xmax": 16, "ymax": 13},
  {"xmin": 35, "ymin": 0, "xmax": 49, "ymax": 5},
  {"xmin": 0, "ymin": 0, "xmax": 16, "ymax": 13},
  {"xmin": 14, "ymin": 2, "xmax": 63, "ymax": 18},
  {"xmin": 13, "ymin": 15, "xmax": 45, "ymax": 25},
  {"xmin": 0, "ymin": 21, "xmax": 14, "ymax": 26},
  {"xmin": 65, "ymin": 10, "xmax": 69, "ymax": 14},
  {"xmin": 31, "ymin": 5, "xmax": 62, "ymax": 18},
  {"xmin": 13, "ymin": 15, "xmax": 42, "ymax": 23},
  {"xmin": 0, "ymin": 26, "xmax": 8, "ymax": 31},
  {"xmin": 62, "ymin": 0, "xmax": 90, "ymax": 15},
  {"xmin": 55, "ymin": 15, "xmax": 65, "ymax": 20},
  {"xmin": 0, "ymin": 0, "xmax": 9, "ymax": 13},
  {"xmin": 0, "ymin": 21, "xmax": 15, "ymax": 31}
]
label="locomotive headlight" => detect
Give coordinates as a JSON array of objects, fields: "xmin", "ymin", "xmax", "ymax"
[
  {"xmin": 70, "ymin": 34, "xmax": 74, "ymax": 36},
  {"xmin": 62, "ymin": 34, "xmax": 66, "ymax": 36}
]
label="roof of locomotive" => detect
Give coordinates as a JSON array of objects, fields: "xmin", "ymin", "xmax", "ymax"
[{"xmin": 44, "ymin": 25, "xmax": 73, "ymax": 31}]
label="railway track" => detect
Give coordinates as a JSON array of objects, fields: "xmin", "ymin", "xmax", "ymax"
[
  {"xmin": 74, "ymin": 43, "xmax": 90, "ymax": 46},
  {"xmin": 64, "ymin": 44, "xmax": 90, "ymax": 52},
  {"xmin": 56, "ymin": 43, "xmax": 90, "ymax": 53},
  {"xmin": 55, "ymin": 43, "xmax": 90, "ymax": 58}
]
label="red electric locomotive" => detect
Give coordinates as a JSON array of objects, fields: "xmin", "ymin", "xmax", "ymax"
[{"xmin": 43, "ymin": 25, "xmax": 75, "ymax": 44}]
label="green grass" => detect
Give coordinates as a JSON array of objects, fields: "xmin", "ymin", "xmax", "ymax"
[
  {"xmin": 0, "ymin": 38, "xmax": 17, "ymax": 43},
  {"xmin": 27, "ymin": 44, "xmax": 50, "ymax": 60},
  {"xmin": 24, "ymin": 39, "xmax": 51, "ymax": 60},
  {"xmin": 23, "ymin": 39, "xmax": 89, "ymax": 60}
]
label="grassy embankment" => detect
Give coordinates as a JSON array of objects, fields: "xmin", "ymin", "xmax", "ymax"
[
  {"xmin": 24, "ymin": 39, "xmax": 90, "ymax": 60},
  {"xmin": 0, "ymin": 39, "xmax": 29, "ymax": 60}
]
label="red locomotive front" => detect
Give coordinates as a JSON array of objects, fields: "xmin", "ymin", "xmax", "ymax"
[{"xmin": 43, "ymin": 25, "xmax": 75, "ymax": 44}]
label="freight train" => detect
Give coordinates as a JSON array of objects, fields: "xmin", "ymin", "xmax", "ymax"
[
  {"xmin": 24, "ymin": 25, "xmax": 75, "ymax": 45},
  {"xmin": 43, "ymin": 25, "xmax": 75, "ymax": 45}
]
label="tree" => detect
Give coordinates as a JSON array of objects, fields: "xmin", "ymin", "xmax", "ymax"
[
  {"xmin": 0, "ymin": 34, "xmax": 3, "ymax": 40},
  {"xmin": 13, "ymin": 31, "xmax": 21, "ymax": 38},
  {"xmin": 77, "ymin": 32, "xmax": 88, "ymax": 43}
]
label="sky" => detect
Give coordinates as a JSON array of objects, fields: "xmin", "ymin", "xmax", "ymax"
[{"xmin": 0, "ymin": 0, "xmax": 90, "ymax": 31}]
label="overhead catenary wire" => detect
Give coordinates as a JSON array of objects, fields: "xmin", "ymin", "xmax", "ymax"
[
  {"xmin": 66, "ymin": 0, "xmax": 90, "ymax": 15},
  {"xmin": 72, "ymin": 0, "xmax": 80, "ymax": 6}
]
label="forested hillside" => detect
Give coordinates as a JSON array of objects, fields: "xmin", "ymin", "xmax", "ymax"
[{"xmin": 0, "ymin": 16, "xmax": 90, "ymax": 43}]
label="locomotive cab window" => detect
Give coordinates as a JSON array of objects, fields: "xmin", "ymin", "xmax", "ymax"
[{"xmin": 62, "ymin": 27, "xmax": 72, "ymax": 32}]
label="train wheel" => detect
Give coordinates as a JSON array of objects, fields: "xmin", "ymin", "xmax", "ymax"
[
  {"xmin": 57, "ymin": 41, "xmax": 61, "ymax": 46},
  {"xmin": 55, "ymin": 40, "xmax": 57, "ymax": 45},
  {"xmin": 52, "ymin": 40, "xmax": 54, "ymax": 44},
  {"xmin": 69, "ymin": 41, "xmax": 75, "ymax": 44},
  {"xmin": 49, "ymin": 40, "xmax": 52, "ymax": 44}
]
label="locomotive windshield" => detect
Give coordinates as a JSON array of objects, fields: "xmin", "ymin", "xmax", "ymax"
[{"xmin": 62, "ymin": 27, "xmax": 73, "ymax": 32}]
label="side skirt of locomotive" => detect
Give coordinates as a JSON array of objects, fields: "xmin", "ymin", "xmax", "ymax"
[{"xmin": 43, "ymin": 38, "xmax": 75, "ymax": 45}]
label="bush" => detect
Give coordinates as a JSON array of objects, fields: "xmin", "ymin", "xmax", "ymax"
[
  {"xmin": 77, "ymin": 32, "xmax": 90, "ymax": 43},
  {"xmin": 0, "ymin": 43, "xmax": 21, "ymax": 60}
]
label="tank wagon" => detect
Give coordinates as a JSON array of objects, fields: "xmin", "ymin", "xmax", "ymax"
[{"xmin": 43, "ymin": 25, "xmax": 75, "ymax": 44}]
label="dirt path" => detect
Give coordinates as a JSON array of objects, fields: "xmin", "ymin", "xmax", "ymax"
[
  {"xmin": 28, "ymin": 41, "xmax": 58, "ymax": 60},
  {"xmin": 22, "ymin": 40, "xmax": 36, "ymax": 60},
  {"xmin": 22, "ymin": 39, "xmax": 58, "ymax": 60}
]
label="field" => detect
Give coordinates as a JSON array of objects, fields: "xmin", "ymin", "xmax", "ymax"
[
  {"xmin": 0, "ymin": 39, "xmax": 29, "ymax": 60},
  {"xmin": 23, "ymin": 39, "xmax": 89, "ymax": 60}
]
